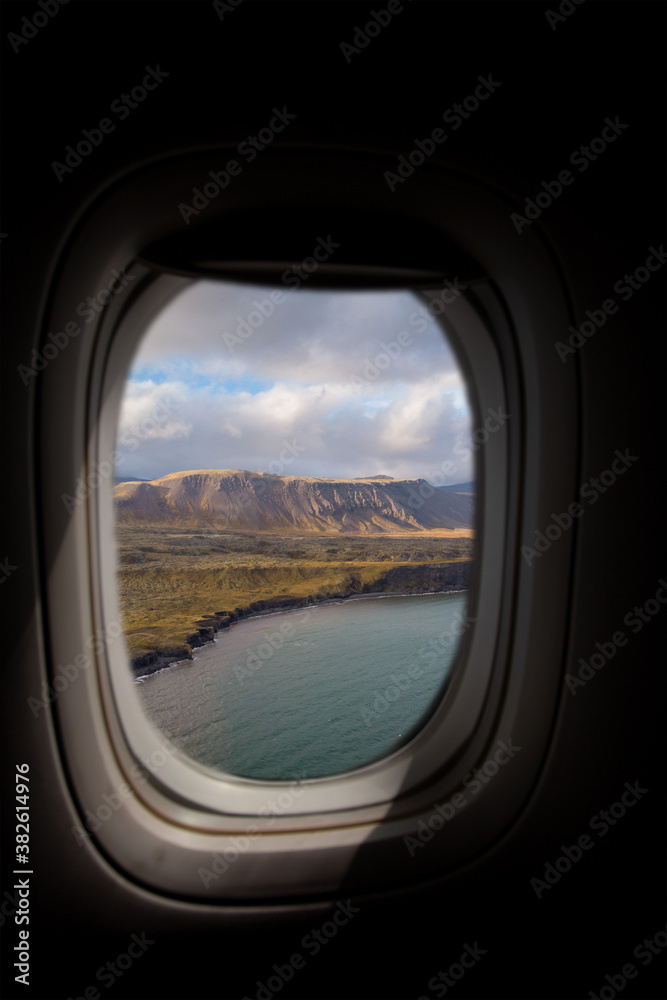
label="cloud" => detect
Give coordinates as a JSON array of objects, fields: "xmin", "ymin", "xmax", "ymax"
[{"xmin": 115, "ymin": 281, "xmax": 474, "ymax": 483}]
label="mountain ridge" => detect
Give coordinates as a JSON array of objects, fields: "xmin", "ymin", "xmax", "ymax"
[{"xmin": 114, "ymin": 469, "xmax": 474, "ymax": 532}]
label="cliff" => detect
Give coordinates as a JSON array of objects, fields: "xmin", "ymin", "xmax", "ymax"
[
  {"xmin": 131, "ymin": 560, "xmax": 471, "ymax": 677},
  {"xmin": 114, "ymin": 470, "xmax": 474, "ymax": 533}
]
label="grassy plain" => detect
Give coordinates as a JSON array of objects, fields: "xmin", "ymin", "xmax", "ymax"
[{"xmin": 115, "ymin": 525, "xmax": 474, "ymax": 659}]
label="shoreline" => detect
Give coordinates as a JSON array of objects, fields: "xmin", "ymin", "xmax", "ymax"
[{"xmin": 132, "ymin": 586, "xmax": 469, "ymax": 680}]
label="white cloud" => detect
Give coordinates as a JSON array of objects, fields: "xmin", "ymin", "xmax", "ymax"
[{"xmin": 115, "ymin": 281, "xmax": 474, "ymax": 484}]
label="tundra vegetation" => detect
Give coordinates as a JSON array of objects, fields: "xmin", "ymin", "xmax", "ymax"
[{"xmin": 115, "ymin": 525, "xmax": 474, "ymax": 671}]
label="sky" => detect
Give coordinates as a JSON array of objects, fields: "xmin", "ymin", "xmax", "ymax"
[{"xmin": 115, "ymin": 280, "xmax": 474, "ymax": 485}]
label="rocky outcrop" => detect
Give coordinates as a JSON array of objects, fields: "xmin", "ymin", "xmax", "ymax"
[
  {"xmin": 367, "ymin": 561, "xmax": 470, "ymax": 593},
  {"xmin": 132, "ymin": 643, "xmax": 193, "ymax": 679},
  {"xmin": 130, "ymin": 562, "xmax": 471, "ymax": 678}
]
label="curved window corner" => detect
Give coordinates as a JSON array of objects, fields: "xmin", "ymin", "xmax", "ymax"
[{"xmin": 38, "ymin": 150, "xmax": 578, "ymax": 900}]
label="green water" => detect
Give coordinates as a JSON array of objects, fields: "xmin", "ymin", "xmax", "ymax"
[{"xmin": 136, "ymin": 591, "xmax": 468, "ymax": 780}]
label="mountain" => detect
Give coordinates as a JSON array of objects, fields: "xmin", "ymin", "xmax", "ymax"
[
  {"xmin": 113, "ymin": 470, "xmax": 474, "ymax": 532},
  {"xmin": 438, "ymin": 481, "xmax": 475, "ymax": 494}
]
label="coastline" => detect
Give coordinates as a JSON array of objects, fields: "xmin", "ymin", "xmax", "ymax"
[{"xmin": 132, "ymin": 584, "xmax": 469, "ymax": 680}]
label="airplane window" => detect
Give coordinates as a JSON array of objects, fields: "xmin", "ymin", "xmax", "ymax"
[
  {"xmin": 37, "ymin": 156, "xmax": 566, "ymax": 899},
  {"xmin": 112, "ymin": 280, "xmax": 476, "ymax": 780}
]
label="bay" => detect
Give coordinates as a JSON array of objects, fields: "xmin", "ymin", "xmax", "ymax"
[{"xmin": 135, "ymin": 591, "xmax": 468, "ymax": 780}]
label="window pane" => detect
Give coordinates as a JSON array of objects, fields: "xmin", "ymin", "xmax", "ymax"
[{"xmin": 113, "ymin": 281, "xmax": 475, "ymax": 779}]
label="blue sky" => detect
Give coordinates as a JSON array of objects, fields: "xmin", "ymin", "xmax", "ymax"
[{"xmin": 116, "ymin": 280, "xmax": 474, "ymax": 484}]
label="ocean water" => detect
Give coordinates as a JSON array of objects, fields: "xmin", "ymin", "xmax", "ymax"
[{"xmin": 135, "ymin": 591, "xmax": 468, "ymax": 780}]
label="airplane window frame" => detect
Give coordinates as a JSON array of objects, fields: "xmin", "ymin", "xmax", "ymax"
[
  {"xmin": 94, "ymin": 272, "xmax": 502, "ymax": 815},
  {"xmin": 36, "ymin": 149, "xmax": 578, "ymax": 900}
]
